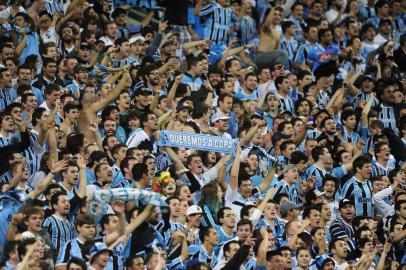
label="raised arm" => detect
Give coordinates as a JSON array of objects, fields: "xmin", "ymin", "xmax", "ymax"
[
  {"xmin": 150, "ymin": 86, "xmax": 163, "ymax": 117},
  {"xmin": 76, "ymin": 155, "xmax": 87, "ymax": 199},
  {"xmin": 256, "ymin": 229, "xmax": 269, "ymax": 266},
  {"xmin": 242, "ymin": 120, "xmax": 264, "ymax": 146},
  {"xmin": 166, "ymin": 74, "xmax": 183, "ymax": 110},
  {"xmin": 91, "ymin": 72, "xmax": 131, "ymax": 113},
  {"xmin": 229, "ymin": 143, "xmax": 242, "ymax": 190},
  {"xmin": 28, "ymin": 159, "xmax": 68, "ymax": 200},
  {"xmin": 105, "ymin": 201, "xmax": 127, "ymax": 246},
  {"xmin": 258, "ymin": 163, "xmax": 277, "ymax": 192},
  {"xmin": 141, "ymin": 10, "xmax": 155, "ymax": 27},
  {"xmin": 15, "ymin": 29, "xmax": 28, "ymax": 57},
  {"xmin": 4, "ymin": 160, "xmax": 24, "ymax": 192},
  {"xmin": 47, "ymin": 128, "xmax": 58, "ymax": 171},
  {"xmin": 163, "ymin": 147, "xmax": 187, "ymax": 172},
  {"xmin": 376, "ymin": 242, "xmax": 391, "ymax": 270},
  {"xmin": 361, "ymin": 93, "xmax": 376, "ymax": 128},
  {"xmin": 125, "ymin": 204, "xmax": 154, "ymax": 234}
]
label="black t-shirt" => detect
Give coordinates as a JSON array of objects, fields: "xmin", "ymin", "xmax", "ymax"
[{"xmin": 159, "ymin": 0, "xmax": 189, "ymax": 26}]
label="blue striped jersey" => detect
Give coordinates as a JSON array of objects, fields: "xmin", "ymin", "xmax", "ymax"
[
  {"xmin": 201, "ymin": 204, "xmax": 218, "ymax": 228},
  {"xmin": 276, "ymin": 155, "xmax": 290, "ymax": 167},
  {"xmin": 273, "ymin": 179, "xmax": 302, "ymax": 204},
  {"xmin": 330, "ymin": 216, "xmax": 356, "ymax": 251},
  {"xmin": 341, "ymin": 129, "xmax": 360, "ymax": 144},
  {"xmin": 188, "ymin": 245, "xmax": 218, "ymax": 269},
  {"xmin": 45, "ymin": 0, "xmax": 64, "ymax": 15},
  {"xmin": 22, "ymin": 131, "xmax": 47, "ymax": 177},
  {"xmin": 329, "ymin": 165, "xmax": 347, "ymax": 182},
  {"xmin": 181, "ymin": 73, "xmax": 203, "ymax": 92},
  {"xmin": 0, "ymin": 133, "xmax": 12, "ymax": 147},
  {"xmin": 199, "ymin": 3, "xmax": 239, "ymax": 45},
  {"xmin": 317, "ymin": 90, "xmax": 330, "ymax": 108},
  {"xmin": 359, "ymin": 5, "xmax": 376, "ymax": 20},
  {"xmin": 234, "ymin": 89, "xmax": 260, "ymax": 101},
  {"xmin": 294, "ymin": 42, "xmax": 323, "ymax": 68},
  {"xmin": 353, "ymin": 90, "xmax": 380, "ymax": 108},
  {"xmin": 370, "ymin": 160, "xmax": 396, "ymax": 177},
  {"xmin": 340, "ymin": 177, "xmax": 374, "ymax": 217},
  {"xmin": 0, "ymin": 172, "xmax": 12, "ymax": 184},
  {"xmin": 288, "ymin": 16, "xmax": 306, "ymax": 43},
  {"xmin": 239, "ymin": 15, "xmax": 257, "ymax": 45},
  {"xmin": 256, "ymin": 218, "xmax": 285, "ymax": 246},
  {"xmin": 277, "ymin": 93, "xmax": 295, "ymax": 113},
  {"xmin": 0, "ymin": 88, "xmax": 17, "ymax": 112},
  {"xmin": 366, "ymin": 17, "xmax": 380, "ymax": 28},
  {"xmin": 306, "ymin": 164, "xmax": 326, "ymax": 190},
  {"xmin": 111, "ymin": 165, "xmax": 123, "ymax": 185},
  {"xmin": 280, "ymin": 35, "xmax": 299, "ymax": 65},
  {"xmin": 306, "ymin": 129, "xmax": 322, "ymax": 140},
  {"xmin": 42, "ymin": 215, "xmax": 77, "ymax": 259},
  {"xmin": 56, "ymin": 237, "xmax": 88, "ymax": 266},
  {"xmin": 378, "ymin": 105, "xmax": 397, "ymax": 131},
  {"xmin": 214, "ymin": 225, "xmax": 236, "ymax": 245},
  {"xmin": 0, "ymin": 194, "xmax": 23, "ymax": 258}
]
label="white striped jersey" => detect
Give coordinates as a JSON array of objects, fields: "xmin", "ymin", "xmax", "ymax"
[
  {"xmin": 378, "ymin": 105, "xmax": 397, "ymax": 131},
  {"xmin": 0, "ymin": 132, "xmax": 12, "ymax": 147},
  {"xmin": 42, "ymin": 214, "xmax": 77, "ymax": 260},
  {"xmin": 340, "ymin": 177, "xmax": 374, "ymax": 217},
  {"xmin": 277, "ymin": 93, "xmax": 295, "ymax": 113},
  {"xmin": 45, "ymin": 0, "xmax": 64, "ymax": 15},
  {"xmin": 199, "ymin": 2, "xmax": 239, "ymax": 45},
  {"xmin": 22, "ymin": 131, "xmax": 47, "ymax": 177}
]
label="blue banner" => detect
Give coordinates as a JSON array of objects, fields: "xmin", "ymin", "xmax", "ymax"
[{"xmin": 157, "ymin": 131, "xmax": 237, "ymax": 154}]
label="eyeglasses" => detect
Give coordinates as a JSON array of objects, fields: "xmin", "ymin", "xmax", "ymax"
[{"xmin": 274, "ymin": 65, "xmax": 285, "ymax": 70}]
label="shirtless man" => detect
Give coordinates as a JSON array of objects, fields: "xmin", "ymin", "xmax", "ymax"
[
  {"xmin": 78, "ymin": 72, "xmax": 132, "ymax": 144},
  {"xmin": 254, "ymin": 7, "xmax": 288, "ymax": 69}
]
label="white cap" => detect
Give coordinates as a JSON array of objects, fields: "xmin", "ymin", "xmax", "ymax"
[
  {"xmin": 129, "ymin": 35, "xmax": 146, "ymax": 44},
  {"xmin": 211, "ymin": 112, "xmax": 230, "ymax": 124},
  {"xmin": 186, "ymin": 205, "xmax": 203, "ymax": 216}
]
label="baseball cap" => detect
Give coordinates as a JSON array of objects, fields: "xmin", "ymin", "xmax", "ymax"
[
  {"xmin": 111, "ymin": 7, "xmax": 126, "ymax": 19},
  {"xmin": 339, "ymin": 198, "xmax": 354, "ymax": 209},
  {"xmin": 186, "ymin": 205, "xmax": 203, "ymax": 216},
  {"xmin": 211, "ymin": 111, "xmax": 230, "ymax": 124},
  {"xmin": 134, "ymin": 88, "xmax": 152, "ymax": 96},
  {"xmin": 89, "ymin": 242, "xmax": 112, "ymax": 263},
  {"xmin": 361, "ymin": 74, "xmax": 375, "ymax": 81},
  {"xmin": 176, "ymin": 102, "xmax": 193, "ymax": 112},
  {"xmin": 305, "ymin": 189, "xmax": 326, "ymax": 204},
  {"xmin": 79, "ymin": 42, "xmax": 91, "ymax": 50},
  {"xmin": 280, "ymin": 201, "xmax": 302, "ymax": 216},
  {"xmin": 129, "ymin": 35, "xmax": 146, "ymax": 44}
]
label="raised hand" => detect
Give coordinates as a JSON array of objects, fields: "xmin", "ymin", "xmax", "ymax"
[
  {"xmin": 158, "ymin": 21, "xmax": 168, "ymax": 33},
  {"xmin": 175, "ymin": 74, "xmax": 184, "ymax": 83},
  {"xmin": 77, "ymin": 155, "xmax": 87, "ymax": 169},
  {"xmin": 51, "ymin": 159, "xmax": 69, "ymax": 174},
  {"xmin": 11, "ymin": 213, "xmax": 25, "ymax": 226},
  {"xmin": 88, "ymin": 120, "xmax": 99, "ymax": 133}
]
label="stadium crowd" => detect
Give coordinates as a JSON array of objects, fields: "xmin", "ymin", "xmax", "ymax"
[{"xmin": 0, "ymin": 0, "xmax": 405, "ymax": 269}]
